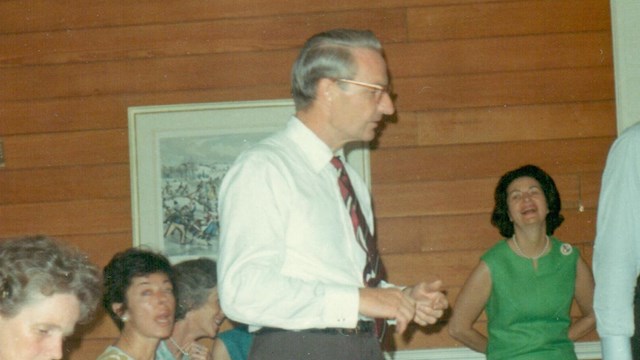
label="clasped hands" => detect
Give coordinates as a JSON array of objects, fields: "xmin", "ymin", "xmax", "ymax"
[{"xmin": 359, "ymin": 280, "xmax": 448, "ymax": 334}]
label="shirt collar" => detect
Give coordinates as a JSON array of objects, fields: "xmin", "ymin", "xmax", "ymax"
[{"xmin": 287, "ymin": 116, "xmax": 342, "ymax": 173}]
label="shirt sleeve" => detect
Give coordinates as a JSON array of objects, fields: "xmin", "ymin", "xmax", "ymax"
[
  {"xmin": 593, "ymin": 126, "xmax": 640, "ymax": 359},
  {"xmin": 600, "ymin": 336, "xmax": 632, "ymax": 360},
  {"xmin": 217, "ymin": 151, "xmax": 360, "ymax": 330}
]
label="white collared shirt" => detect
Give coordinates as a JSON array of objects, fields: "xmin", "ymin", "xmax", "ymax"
[
  {"xmin": 218, "ymin": 117, "xmax": 379, "ymax": 331},
  {"xmin": 593, "ymin": 123, "xmax": 640, "ymax": 360}
]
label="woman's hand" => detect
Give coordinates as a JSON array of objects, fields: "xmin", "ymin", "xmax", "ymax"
[{"xmin": 186, "ymin": 342, "xmax": 212, "ymax": 360}]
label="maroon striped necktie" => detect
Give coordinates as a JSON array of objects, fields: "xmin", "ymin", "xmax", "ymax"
[{"xmin": 331, "ymin": 156, "xmax": 387, "ymax": 340}]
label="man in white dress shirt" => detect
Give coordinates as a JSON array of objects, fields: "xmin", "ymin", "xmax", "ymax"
[
  {"xmin": 593, "ymin": 122, "xmax": 640, "ymax": 359},
  {"xmin": 217, "ymin": 29, "xmax": 447, "ymax": 360}
]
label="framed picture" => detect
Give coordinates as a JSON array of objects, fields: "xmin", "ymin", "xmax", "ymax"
[{"xmin": 128, "ymin": 99, "xmax": 370, "ymax": 262}]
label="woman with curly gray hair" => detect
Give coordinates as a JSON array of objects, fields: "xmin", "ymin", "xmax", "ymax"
[
  {"xmin": 0, "ymin": 235, "xmax": 102, "ymax": 360},
  {"xmin": 157, "ymin": 257, "xmax": 225, "ymax": 360}
]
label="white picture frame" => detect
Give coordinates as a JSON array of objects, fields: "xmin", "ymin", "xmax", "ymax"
[{"xmin": 128, "ymin": 99, "xmax": 370, "ymax": 262}]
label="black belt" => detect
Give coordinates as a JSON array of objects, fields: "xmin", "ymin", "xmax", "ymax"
[{"xmin": 255, "ymin": 320, "xmax": 374, "ymax": 336}]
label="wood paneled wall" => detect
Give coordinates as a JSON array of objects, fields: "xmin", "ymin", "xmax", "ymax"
[{"xmin": 0, "ymin": 0, "xmax": 615, "ymax": 357}]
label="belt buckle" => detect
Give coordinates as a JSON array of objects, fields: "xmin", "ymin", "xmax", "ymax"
[
  {"xmin": 337, "ymin": 321, "xmax": 369, "ymax": 336},
  {"xmin": 337, "ymin": 327, "xmax": 358, "ymax": 336}
]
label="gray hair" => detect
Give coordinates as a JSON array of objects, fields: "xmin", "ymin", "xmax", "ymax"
[
  {"xmin": 291, "ymin": 28, "xmax": 383, "ymax": 110},
  {"xmin": 0, "ymin": 235, "xmax": 102, "ymax": 323},
  {"xmin": 174, "ymin": 258, "xmax": 217, "ymax": 320}
]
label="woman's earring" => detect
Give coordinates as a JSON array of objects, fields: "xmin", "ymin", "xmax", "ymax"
[{"xmin": 121, "ymin": 314, "xmax": 129, "ymax": 322}]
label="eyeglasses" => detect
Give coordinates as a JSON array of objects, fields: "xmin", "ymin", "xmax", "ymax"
[{"xmin": 335, "ymin": 78, "xmax": 392, "ymax": 102}]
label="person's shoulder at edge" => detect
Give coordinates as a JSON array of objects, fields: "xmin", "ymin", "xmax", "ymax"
[
  {"xmin": 615, "ymin": 122, "xmax": 640, "ymax": 147},
  {"xmin": 622, "ymin": 121, "xmax": 640, "ymax": 135},
  {"xmin": 96, "ymin": 346, "xmax": 134, "ymax": 360},
  {"xmin": 215, "ymin": 325, "xmax": 253, "ymax": 360}
]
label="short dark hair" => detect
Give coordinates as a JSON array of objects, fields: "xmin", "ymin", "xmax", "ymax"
[
  {"xmin": 291, "ymin": 28, "xmax": 382, "ymax": 110},
  {"xmin": 491, "ymin": 164, "xmax": 564, "ymax": 237},
  {"xmin": 173, "ymin": 258, "xmax": 217, "ymax": 320},
  {"xmin": 102, "ymin": 247, "xmax": 176, "ymax": 330},
  {"xmin": 0, "ymin": 235, "xmax": 102, "ymax": 323}
]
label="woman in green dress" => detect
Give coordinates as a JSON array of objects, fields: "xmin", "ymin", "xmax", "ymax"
[{"xmin": 449, "ymin": 164, "xmax": 595, "ymax": 359}]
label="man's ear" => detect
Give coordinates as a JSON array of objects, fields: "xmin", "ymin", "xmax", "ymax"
[{"xmin": 316, "ymin": 78, "xmax": 335, "ymax": 103}]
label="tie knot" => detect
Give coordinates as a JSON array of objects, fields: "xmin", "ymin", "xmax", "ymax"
[{"xmin": 330, "ymin": 156, "xmax": 344, "ymax": 171}]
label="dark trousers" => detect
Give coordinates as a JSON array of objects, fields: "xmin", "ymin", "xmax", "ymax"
[
  {"xmin": 633, "ymin": 276, "xmax": 640, "ymax": 360},
  {"xmin": 248, "ymin": 331, "xmax": 384, "ymax": 360}
]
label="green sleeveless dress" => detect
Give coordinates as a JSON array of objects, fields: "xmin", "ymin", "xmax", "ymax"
[{"xmin": 481, "ymin": 237, "xmax": 578, "ymax": 360}]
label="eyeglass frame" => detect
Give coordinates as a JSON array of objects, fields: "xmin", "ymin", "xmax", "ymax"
[{"xmin": 334, "ymin": 78, "xmax": 393, "ymax": 102}]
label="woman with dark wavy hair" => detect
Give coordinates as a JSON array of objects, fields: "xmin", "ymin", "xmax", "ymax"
[
  {"xmin": 0, "ymin": 235, "xmax": 102, "ymax": 360},
  {"xmin": 97, "ymin": 248, "xmax": 176, "ymax": 360},
  {"xmin": 449, "ymin": 164, "xmax": 595, "ymax": 360}
]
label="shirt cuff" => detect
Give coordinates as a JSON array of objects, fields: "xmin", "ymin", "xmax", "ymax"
[
  {"xmin": 322, "ymin": 285, "xmax": 359, "ymax": 328},
  {"xmin": 600, "ymin": 336, "xmax": 632, "ymax": 360}
]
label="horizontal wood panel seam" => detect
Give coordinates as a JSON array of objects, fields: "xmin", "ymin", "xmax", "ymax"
[{"xmin": 0, "ymin": 0, "xmax": 575, "ymax": 34}]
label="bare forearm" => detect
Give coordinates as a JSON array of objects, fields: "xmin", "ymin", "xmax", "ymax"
[
  {"xmin": 449, "ymin": 327, "xmax": 487, "ymax": 354},
  {"xmin": 568, "ymin": 314, "xmax": 596, "ymax": 341}
]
